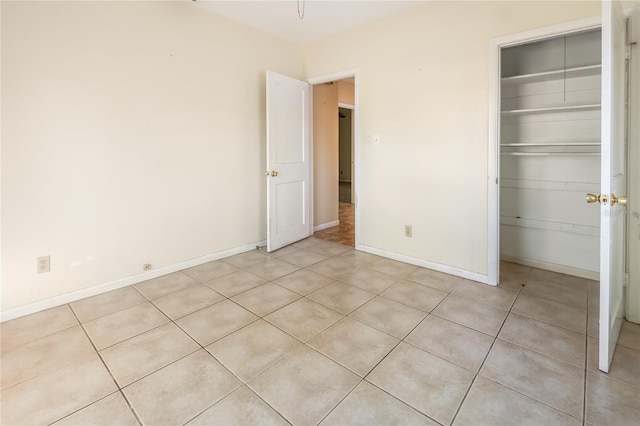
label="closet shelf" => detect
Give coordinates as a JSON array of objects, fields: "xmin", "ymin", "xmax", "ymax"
[
  {"xmin": 501, "ymin": 64, "xmax": 601, "ymax": 84},
  {"xmin": 501, "ymin": 152, "xmax": 600, "ymax": 156},
  {"xmin": 501, "ymin": 104, "xmax": 600, "ymax": 116},
  {"xmin": 501, "ymin": 142, "xmax": 601, "ymax": 147}
]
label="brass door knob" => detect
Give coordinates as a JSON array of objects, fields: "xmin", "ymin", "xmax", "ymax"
[
  {"xmin": 270, "ymin": 170, "xmax": 279, "ymax": 177},
  {"xmin": 586, "ymin": 193, "xmax": 601, "ymax": 204},
  {"xmin": 611, "ymin": 194, "xmax": 628, "ymax": 206}
]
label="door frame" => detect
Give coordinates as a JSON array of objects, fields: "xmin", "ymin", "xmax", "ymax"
[
  {"xmin": 487, "ymin": 16, "xmax": 602, "ymax": 286},
  {"xmin": 308, "ymin": 69, "xmax": 360, "ymax": 248}
]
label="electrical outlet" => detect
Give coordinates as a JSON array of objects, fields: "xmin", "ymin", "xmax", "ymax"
[
  {"xmin": 143, "ymin": 263, "xmax": 152, "ymax": 271},
  {"xmin": 405, "ymin": 225, "xmax": 413, "ymax": 238},
  {"xmin": 37, "ymin": 256, "xmax": 50, "ymax": 274}
]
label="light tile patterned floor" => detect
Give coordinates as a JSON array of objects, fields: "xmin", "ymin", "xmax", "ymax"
[{"xmin": 1, "ymin": 238, "xmax": 639, "ymax": 425}]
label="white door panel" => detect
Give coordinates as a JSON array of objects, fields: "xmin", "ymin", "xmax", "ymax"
[
  {"xmin": 275, "ymin": 181, "xmax": 305, "ymax": 232},
  {"xmin": 266, "ymin": 71, "xmax": 311, "ymax": 252},
  {"xmin": 599, "ymin": 0, "xmax": 627, "ymax": 372}
]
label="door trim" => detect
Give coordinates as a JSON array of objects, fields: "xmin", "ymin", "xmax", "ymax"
[
  {"xmin": 308, "ymin": 69, "xmax": 360, "ymax": 248},
  {"xmin": 487, "ymin": 16, "xmax": 602, "ymax": 285}
]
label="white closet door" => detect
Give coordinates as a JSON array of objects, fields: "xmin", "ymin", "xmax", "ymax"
[{"xmin": 599, "ymin": 0, "xmax": 628, "ymax": 373}]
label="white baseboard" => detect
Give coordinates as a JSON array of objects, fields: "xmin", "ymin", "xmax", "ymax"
[
  {"xmin": 314, "ymin": 220, "xmax": 339, "ymax": 232},
  {"xmin": 356, "ymin": 243, "xmax": 490, "ymax": 285},
  {"xmin": 0, "ymin": 240, "xmax": 267, "ymax": 323},
  {"xmin": 500, "ymin": 254, "xmax": 599, "ymax": 280}
]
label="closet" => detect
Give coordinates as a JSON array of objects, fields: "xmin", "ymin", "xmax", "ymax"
[{"xmin": 499, "ymin": 29, "xmax": 602, "ymax": 279}]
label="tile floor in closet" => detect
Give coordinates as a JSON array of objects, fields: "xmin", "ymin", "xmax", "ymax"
[{"xmin": 1, "ymin": 237, "xmax": 639, "ymax": 426}]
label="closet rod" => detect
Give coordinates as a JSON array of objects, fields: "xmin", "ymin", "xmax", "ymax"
[{"xmin": 501, "ymin": 152, "xmax": 600, "ymax": 156}]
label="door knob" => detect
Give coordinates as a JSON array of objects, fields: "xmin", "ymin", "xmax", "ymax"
[
  {"xmin": 586, "ymin": 193, "xmax": 601, "ymax": 204},
  {"xmin": 611, "ymin": 194, "xmax": 628, "ymax": 206},
  {"xmin": 270, "ymin": 171, "xmax": 279, "ymax": 177}
]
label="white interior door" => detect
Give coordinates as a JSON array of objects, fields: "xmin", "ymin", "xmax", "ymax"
[
  {"xmin": 599, "ymin": 0, "xmax": 628, "ymax": 373},
  {"xmin": 266, "ymin": 71, "xmax": 311, "ymax": 252}
]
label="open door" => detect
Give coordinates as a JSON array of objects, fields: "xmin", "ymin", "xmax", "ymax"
[
  {"xmin": 266, "ymin": 71, "xmax": 312, "ymax": 252},
  {"xmin": 598, "ymin": 0, "xmax": 628, "ymax": 372}
]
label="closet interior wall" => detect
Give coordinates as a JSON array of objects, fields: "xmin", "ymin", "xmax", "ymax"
[{"xmin": 500, "ymin": 29, "xmax": 602, "ymax": 279}]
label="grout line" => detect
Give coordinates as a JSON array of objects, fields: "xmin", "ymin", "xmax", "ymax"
[
  {"xmin": 242, "ymin": 386, "xmax": 295, "ymax": 426},
  {"xmin": 117, "ymin": 389, "xmax": 143, "ymax": 426},
  {"xmin": 13, "ymin": 245, "xmax": 627, "ymax": 426},
  {"xmin": 362, "ymin": 379, "xmax": 444, "ymax": 425},
  {"xmin": 583, "ymin": 280, "xmax": 593, "ymax": 423},
  {"xmin": 314, "ymin": 377, "xmax": 365, "ymax": 425},
  {"xmin": 449, "ymin": 276, "xmax": 517, "ymax": 425},
  {"xmin": 508, "ymin": 296, "xmax": 588, "ymax": 334},
  {"xmin": 582, "ymin": 351, "xmax": 588, "ymax": 424},
  {"xmin": 471, "ymin": 374, "xmax": 586, "ymax": 423},
  {"xmin": 66, "ymin": 306, "xmax": 145, "ymax": 426},
  {"xmin": 452, "ymin": 266, "xmax": 591, "ymax": 424},
  {"xmin": 177, "ymin": 375, "xmax": 245, "ymax": 425},
  {"xmin": 310, "ymin": 331, "xmax": 410, "ymax": 424},
  {"xmin": 450, "ymin": 374, "xmax": 481, "ymax": 425}
]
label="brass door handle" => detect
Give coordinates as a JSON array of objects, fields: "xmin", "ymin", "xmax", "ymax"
[
  {"xmin": 586, "ymin": 193, "xmax": 601, "ymax": 204},
  {"xmin": 611, "ymin": 194, "xmax": 628, "ymax": 206},
  {"xmin": 265, "ymin": 171, "xmax": 279, "ymax": 177},
  {"xmin": 587, "ymin": 193, "xmax": 627, "ymax": 206}
]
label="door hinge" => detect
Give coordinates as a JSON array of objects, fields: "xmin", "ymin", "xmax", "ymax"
[{"xmin": 624, "ymin": 273, "xmax": 629, "ymax": 287}]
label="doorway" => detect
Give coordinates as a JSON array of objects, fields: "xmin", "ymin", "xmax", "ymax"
[{"xmin": 308, "ymin": 71, "xmax": 358, "ymax": 248}]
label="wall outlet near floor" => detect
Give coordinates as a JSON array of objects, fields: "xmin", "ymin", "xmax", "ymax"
[
  {"xmin": 405, "ymin": 225, "xmax": 413, "ymax": 238},
  {"xmin": 37, "ymin": 256, "xmax": 50, "ymax": 274},
  {"xmin": 143, "ymin": 263, "xmax": 152, "ymax": 271}
]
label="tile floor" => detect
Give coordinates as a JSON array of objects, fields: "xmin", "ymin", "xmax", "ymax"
[
  {"xmin": 313, "ymin": 203, "xmax": 354, "ymax": 247},
  {"xmin": 1, "ymin": 238, "xmax": 639, "ymax": 426}
]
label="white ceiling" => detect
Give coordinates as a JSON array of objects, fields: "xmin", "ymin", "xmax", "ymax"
[{"xmin": 192, "ymin": 0, "xmax": 427, "ymax": 45}]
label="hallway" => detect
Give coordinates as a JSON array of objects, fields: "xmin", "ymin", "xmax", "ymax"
[{"xmin": 314, "ymin": 204, "xmax": 354, "ymax": 247}]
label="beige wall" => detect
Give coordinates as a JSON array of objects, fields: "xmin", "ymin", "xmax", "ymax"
[
  {"xmin": 1, "ymin": 1, "xmax": 303, "ymax": 311},
  {"xmin": 0, "ymin": 0, "xmax": 616, "ymax": 316},
  {"xmin": 313, "ymin": 79, "xmax": 355, "ymax": 225},
  {"xmin": 312, "ymin": 84, "xmax": 339, "ymax": 227},
  {"xmin": 303, "ymin": 1, "xmax": 601, "ymax": 275},
  {"xmin": 338, "ymin": 80, "xmax": 355, "ymax": 105}
]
